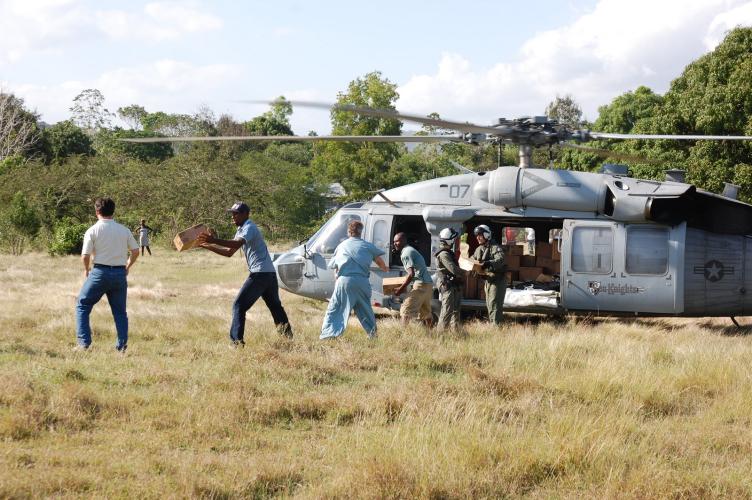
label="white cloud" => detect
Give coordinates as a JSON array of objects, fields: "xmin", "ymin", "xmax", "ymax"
[
  {"xmin": 705, "ymin": 2, "xmax": 752, "ymax": 48},
  {"xmin": 0, "ymin": 0, "xmax": 222, "ymax": 66},
  {"xmin": 97, "ymin": 2, "xmax": 223, "ymax": 41},
  {"xmin": 398, "ymin": 0, "xmax": 752, "ymax": 125},
  {"xmin": 4, "ymin": 60, "xmax": 242, "ymax": 124},
  {"xmin": 0, "ymin": 0, "xmax": 91, "ymax": 65}
]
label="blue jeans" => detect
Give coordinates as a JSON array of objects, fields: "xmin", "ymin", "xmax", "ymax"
[
  {"xmin": 76, "ymin": 266, "xmax": 128, "ymax": 349},
  {"xmin": 231, "ymin": 272, "xmax": 290, "ymax": 342}
]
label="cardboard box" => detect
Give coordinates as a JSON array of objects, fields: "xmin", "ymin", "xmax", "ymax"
[
  {"xmin": 518, "ymin": 266, "xmax": 543, "ymax": 282},
  {"xmin": 459, "ymin": 256, "xmax": 485, "ymax": 274},
  {"xmin": 506, "ymin": 244, "xmax": 524, "ymax": 256},
  {"xmin": 382, "ymin": 276, "xmax": 406, "ymax": 295},
  {"xmin": 521, "ymin": 255, "xmax": 537, "ymax": 267},
  {"xmin": 550, "ymin": 260, "xmax": 561, "ymax": 274},
  {"xmin": 505, "ymin": 255, "xmax": 520, "ymax": 270},
  {"xmin": 536, "ymin": 256, "xmax": 553, "ymax": 270},
  {"xmin": 536, "ymin": 273, "xmax": 555, "ymax": 284},
  {"xmin": 536, "ymin": 242, "xmax": 552, "ymax": 258},
  {"xmin": 174, "ymin": 224, "xmax": 210, "ymax": 252},
  {"xmin": 551, "ymin": 243, "xmax": 561, "ymax": 261}
]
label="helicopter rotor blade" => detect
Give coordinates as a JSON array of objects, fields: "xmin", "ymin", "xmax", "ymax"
[
  {"xmin": 118, "ymin": 134, "xmax": 461, "ymax": 144},
  {"xmin": 589, "ymin": 132, "xmax": 752, "ymax": 141},
  {"xmin": 563, "ymin": 143, "xmax": 663, "ymax": 165},
  {"xmin": 243, "ymin": 99, "xmax": 505, "ymax": 136}
]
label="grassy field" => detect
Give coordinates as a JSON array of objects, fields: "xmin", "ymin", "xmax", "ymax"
[{"xmin": 1, "ymin": 249, "xmax": 752, "ymax": 498}]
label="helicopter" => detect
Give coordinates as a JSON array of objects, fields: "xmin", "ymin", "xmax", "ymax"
[{"xmin": 124, "ymin": 102, "xmax": 752, "ymax": 321}]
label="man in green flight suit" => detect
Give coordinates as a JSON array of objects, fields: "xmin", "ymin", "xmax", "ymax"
[
  {"xmin": 435, "ymin": 227, "xmax": 464, "ymax": 331},
  {"xmin": 472, "ymin": 224, "xmax": 506, "ymax": 325}
]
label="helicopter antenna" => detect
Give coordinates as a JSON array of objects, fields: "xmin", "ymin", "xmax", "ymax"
[{"xmin": 371, "ymin": 189, "xmax": 398, "ymax": 207}]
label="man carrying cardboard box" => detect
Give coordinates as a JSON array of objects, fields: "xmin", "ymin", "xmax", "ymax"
[
  {"xmin": 198, "ymin": 202, "xmax": 292, "ymax": 347},
  {"xmin": 472, "ymin": 224, "xmax": 506, "ymax": 326},
  {"xmin": 392, "ymin": 232, "xmax": 434, "ymax": 327}
]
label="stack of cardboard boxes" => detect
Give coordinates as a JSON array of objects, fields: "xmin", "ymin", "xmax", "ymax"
[
  {"xmin": 452, "ymin": 236, "xmax": 564, "ymax": 300},
  {"xmin": 502, "ymin": 241, "xmax": 561, "ymax": 285}
]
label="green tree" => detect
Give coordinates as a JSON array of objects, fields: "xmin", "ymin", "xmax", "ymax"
[
  {"xmin": 117, "ymin": 104, "xmax": 148, "ymax": 130},
  {"xmin": 70, "ymin": 89, "xmax": 114, "ymax": 133},
  {"xmin": 0, "ymin": 92, "xmax": 41, "ymax": 162},
  {"xmin": 545, "ymin": 94, "xmax": 583, "ymax": 128},
  {"xmin": 1, "ymin": 191, "xmax": 41, "ymax": 254},
  {"xmin": 94, "ymin": 128, "xmax": 173, "ymax": 163},
  {"xmin": 38, "ymin": 120, "xmax": 93, "ymax": 163},
  {"xmin": 585, "ymin": 28, "xmax": 752, "ymax": 193},
  {"xmin": 312, "ymin": 72, "xmax": 403, "ymax": 197},
  {"xmin": 244, "ymin": 96, "xmax": 294, "ymax": 137}
]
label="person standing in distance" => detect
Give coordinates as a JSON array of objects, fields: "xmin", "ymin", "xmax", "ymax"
[
  {"xmin": 198, "ymin": 202, "xmax": 292, "ymax": 347},
  {"xmin": 320, "ymin": 220, "xmax": 389, "ymax": 340},
  {"xmin": 472, "ymin": 224, "xmax": 506, "ymax": 326},
  {"xmin": 435, "ymin": 228, "xmax": 464, "ymax": 331},
  {"xmin": 75, "ymin": 197, "xmax": 140, "ymax": 352},
  {"xmin": 137, "ymin": 219, "xmax": 154, "ymax": 256},
  {"xmin": 525, "ymin": 227, "xmax": 536, "ymax": 255},
  {"xmin": 392, "ymin": 232, "xmax": 434, "ymax": 327}
]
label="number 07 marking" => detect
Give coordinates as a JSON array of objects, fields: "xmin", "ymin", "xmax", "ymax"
[{"xmin": 448, "ymin": 184, "xmax": 470, "ymax": 198}]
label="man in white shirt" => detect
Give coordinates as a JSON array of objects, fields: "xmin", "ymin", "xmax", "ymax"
[
  {"xmin": 75, "ymin": 198, "xmax": 140, "ymax": 352},
  {"xmin": 526, "ymin": 227, "xmax": 536, "ymax": 255}
]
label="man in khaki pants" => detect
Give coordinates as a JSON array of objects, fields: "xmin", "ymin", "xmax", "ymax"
[{"xmin": 392, "ymin": 232, "xmax": 434, "ymax": 327}]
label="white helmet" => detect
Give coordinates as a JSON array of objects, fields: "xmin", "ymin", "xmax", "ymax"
[
  {"xmin": 439, "ymin": 227, "xmax": 459, "ymax": 244},
  {"xmin": 474, "ymin": 224, "xmax": 492, "ymax": 238}
]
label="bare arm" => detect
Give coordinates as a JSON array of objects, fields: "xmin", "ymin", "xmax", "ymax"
[
  {"xmin": 126, "ymin": 249, "xmax": 139, "ymax": 274},
  {"xmin": 198, "ymin": 231, "xmax": 242, "ymax": 258},
  {"xmin": 394, "ymin": 267, "xmax": 415, "ymax": 296},
  {"xmin": 82, "ymin": 254, "xmax": 91, "ymax": 277},
  {"xmin": 374, "ymin": 256, "xmax": 388, "ymax": 273}
]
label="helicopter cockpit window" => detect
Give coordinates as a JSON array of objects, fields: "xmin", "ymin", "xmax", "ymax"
[
  {"xmin": 308, "ymin": 212, "xmax": 362, "ymax": 255},
  {"xmin": 571, "ymin": 226, "xmax": 613, "ymax": 274},
  {"xmin": 626, "ymin": 226, "xmax": 669, "ymax": 275}
]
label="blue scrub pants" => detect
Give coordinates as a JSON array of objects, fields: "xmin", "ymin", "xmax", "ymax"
[
  {"xmin": 76, "ymin": 265, "xmax": 128, "ymax": 349},
  {"xmin": 320, "ymin": 276, "xmax": 376, "ymax": 339}
]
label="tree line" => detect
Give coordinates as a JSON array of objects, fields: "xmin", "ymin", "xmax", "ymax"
[{"xmin": 0, "ymin": 27, "xmax": 750, "ymax": 255}]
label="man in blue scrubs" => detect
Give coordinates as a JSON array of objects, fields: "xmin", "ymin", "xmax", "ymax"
[
  {"xmin": 320, "ymin": 220, "xmax": 389, "ymax": 339},
  {"xmin": 199, "ymin": 202, "xmax": 292, "ymax": 346}
]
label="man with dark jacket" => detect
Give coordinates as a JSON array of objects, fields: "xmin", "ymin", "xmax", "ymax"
[
  {"xmin": 435, "ymin": 228, "xmax": 464, "ymax": 331},
  {"xmin": 472, "ymin": 224, "xmax": 506, "ymax": 325}
]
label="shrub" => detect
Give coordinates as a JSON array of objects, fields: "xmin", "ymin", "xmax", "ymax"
[{"xmin": 48, "ymin": 218, "xmax": 89, "ymax": 255}]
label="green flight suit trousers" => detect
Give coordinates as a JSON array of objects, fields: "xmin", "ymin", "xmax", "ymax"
[
  {"xmin": 438, "ymin": 286, "xmax": 462, "ymax": 331},
  {"xmin": 485, "ymin": 279, "xmax": 507, "ymax": 326}
]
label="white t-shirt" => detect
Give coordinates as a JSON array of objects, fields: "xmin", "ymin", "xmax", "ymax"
[{"xmin": 81, "ymin": 219, "xmax": 139, "ymax": 266}]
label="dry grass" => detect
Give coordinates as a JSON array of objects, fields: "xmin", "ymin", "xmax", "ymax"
[{"xmin": 1, "ymin": 250, "xmax": 752, "ymax": 498}]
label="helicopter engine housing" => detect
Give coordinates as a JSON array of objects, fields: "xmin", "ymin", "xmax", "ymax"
[{"xmin": 475, "ymin": 166, "xmax": 693, "ymax": 222}]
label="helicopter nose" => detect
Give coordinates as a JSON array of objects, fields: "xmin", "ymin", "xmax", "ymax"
[{"xmin": 274, "ymin": 252, "xmax": 305, "ymax": 292}]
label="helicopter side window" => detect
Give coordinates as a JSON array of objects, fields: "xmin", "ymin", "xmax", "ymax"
[
  {"xmin": 571, "ymin": 227, "xmax": 613, "ymax": 274},
  {"xmin": 626, "ymin": 226, "xmax": 669, "ymax": 275},
  {"xmin": 309, "ymin": 213, "xmax": 362, "ymax": 255}
]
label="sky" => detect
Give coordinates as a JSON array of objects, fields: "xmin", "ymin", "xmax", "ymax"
[{"xmin": 1, "ymin": 0, "xmax": 752, "ymax": 134}]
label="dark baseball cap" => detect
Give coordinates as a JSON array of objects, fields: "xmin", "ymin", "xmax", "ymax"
[{"xmin": 227, "ymin": 201, "xmax": 250, "ymax": 213}]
